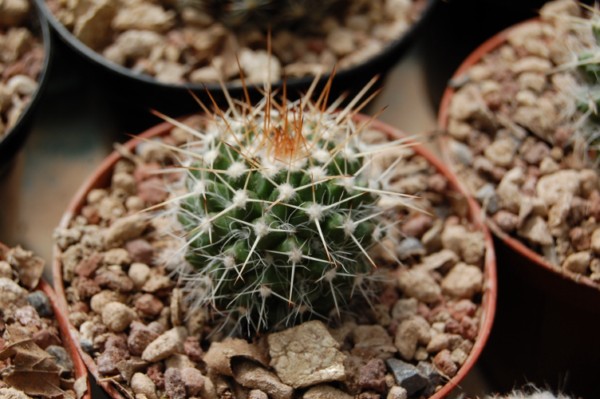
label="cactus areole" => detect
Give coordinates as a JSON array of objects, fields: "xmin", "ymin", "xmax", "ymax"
[{"xmin": 168, "ymin": 83, "xmax": 413, "ymax": 334}]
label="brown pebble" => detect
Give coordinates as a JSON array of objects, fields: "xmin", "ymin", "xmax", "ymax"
[
  {"xmin": 493, "ymin": 210, "xmax": 519, "ymax": 232},
  {"xmin": 449, "ymin": 299, "xmax": 477, "ymax": 321},
  {"xmin": 459, "ymin": 316, "xmax": 479, "ymax": 341},
  {"xmin": 522, "ymin": 141, "xmax": 550, "ymax": 165},
  {"xmin": 97, "ymin": 347, "xmax": 129, "ymax": 375},
  {"xmin": 128, "ymin": 322, "xmax": 159, "ymax": 356},
  {"xmin": 95, "ymin": 269, "xmax": 135, "ymax": 293},
  {"xmin": 401, "ymin": 214, "xmax": 434, "ymax": 238},
  {"xmin": 570, "ymin": 227, "xmax": 591, "ymax": 251},
  {"xmin": 138, "ymin": 178, "xmax": 168, "ymax": 205},
  {"xmin": 358, "ymin": 358, "xmax": 387, "ymax": 393},
  {"xmin": 126, "ymin": 239, "xmax": 154, "ymax": 264},
  {"xmin": 184, "ymin": 336, "xmax": 204, "ymax": 363},
  {"xmin": 75, "ymin": 277, "xmax": 101, "ymax": 299},
  {"xmin": 74, "ymin": 253, "xmax": 103, "ymax": 278},
  {"xmin": 427, "ymin": 174, "xmax": 447, "ymax": 193},
  {"xmin": 433, "ymin": 349, "xmax": 457, "ymax": 377},
  {"xmin": 165, "ymin": 368, "xmax": 186, "ymax": 399},
  {"xmin": 135, "ymin": 294, "xmax": 164, "ymax": 317},
  {"xmin": 147, "ymin": 364, "xmax": 165, "ymax": 390}
]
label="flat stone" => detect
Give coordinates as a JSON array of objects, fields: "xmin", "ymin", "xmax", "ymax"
[
  {"xmin": 268, "ymin": 320, "xmax": 346, "ymax": 389},
  {"xmin": 232, "ymin": 359, "xmax": 293, "ymax": 399},
  {"xmin": 142, "ymin": 327, "xmax": 187, "ymax": 362},
  {"xmin": 385, "ymin": 358, "xmax": 428, "ymax": 396},
  {"xmin": 204, "ymin": 338, "xmax": 269, "ymax": 376}
]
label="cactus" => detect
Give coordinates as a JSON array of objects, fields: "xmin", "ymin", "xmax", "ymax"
[
  {"xmin": 178, "ymin": 0, "xmax": 345, "ymax": 32},
  {"xmin": 552, "ymin": 4, "xmax": 600, "ymax": 158},
  {"xmin": 161, "ymin": 80, "xmax": 416, "ymax": 335}
]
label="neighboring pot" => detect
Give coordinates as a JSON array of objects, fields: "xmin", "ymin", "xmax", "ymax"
[
  {"xmin": 0, "ymin": 243, "xmax": 90, "ymax": 399},
  {"xmin": 35, "ymin": 0, "xmax": 437, "ymax": 125},
  {"xmin": 0, "ymin": 0, "xmax": 53, "ymax": 175},
  {"xmin": 52, "ymin": 114, "xmax": 496, "ymax": 399},
  {"xmin": 437, "ymin": 7, "xmax": 600, "ymax": 396},
  {"xmin": 437, "ymin": 17, "xmax": 600, "ymax": 303}
]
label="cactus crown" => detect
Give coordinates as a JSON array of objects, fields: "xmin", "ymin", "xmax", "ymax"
[
  {"xmin": 178, "ymin": 0, "xmax": 345, "ymax": 32},
  {"xmin": 161, "ymin": 79, "xmax": 415, "ymax": 335}
]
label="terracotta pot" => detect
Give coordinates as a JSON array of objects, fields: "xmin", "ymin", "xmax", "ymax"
[
  {"xmin": 35, "ymin": 0, "xmax": 437, "ymax": 129},
  {"xmin": 0, "ymin": 0, "xmax": 53, "ymax": 175},
  {"xmin": 0, "ymin": 242, "xmax": 91, "ymax": 399},
  {"xmin": 437, "ymin": 19, "xmax": 600, "ymax": 397},
  {"xmin": 53, "ymin": 115, "xmax": 496, "ymax": 398}
]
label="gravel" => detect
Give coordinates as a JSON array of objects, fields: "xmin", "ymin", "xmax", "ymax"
[
  {"xmin": 54, "ymin": 120, "xmax": 489, "ymax": 398},
  {"xmin": 445, "ymin": 0, "xmax": 600, "ymax": 285}
]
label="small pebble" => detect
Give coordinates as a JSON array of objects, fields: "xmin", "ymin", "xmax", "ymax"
[
  {"xmin": 26, "ymin": 291, "xmax": 53, "ymax": 317},
  {"xmin": 46, "ymin": 345, "xmax": 74, "ymax": 373},
  {"xmin": 102, "ymin": 301, "xmax": 136, "ymax": 332}
]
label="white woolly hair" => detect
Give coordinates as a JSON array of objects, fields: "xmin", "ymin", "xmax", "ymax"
[{"xmin": 485, "ymin": 389, "xmax": 574, "ymax": 399}]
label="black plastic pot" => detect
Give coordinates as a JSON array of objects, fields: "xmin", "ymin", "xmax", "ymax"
[
  {"xmin": 0, "ymin": 1, "xmax": 53, "ymax": 176},
  {"xmin": 36, "ymin": 0, "xmax": 438, "ymax": 131}
]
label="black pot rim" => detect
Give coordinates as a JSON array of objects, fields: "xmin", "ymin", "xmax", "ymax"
[
  {"xmin": 36, "ymin": 0, "xmax": 437, "ymax": 94},
  {"xmin": 0, "ymin": 0, "xmax": 53, "ymax": 170}
]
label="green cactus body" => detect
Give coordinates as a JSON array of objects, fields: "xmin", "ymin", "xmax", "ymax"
[
  {"xmin": 167, "ymin": 90, "xmax": 411, "ymax": 334},
  {"xmin": 548, "ymin": 6, "xmax": 600, "ymax": 156}
]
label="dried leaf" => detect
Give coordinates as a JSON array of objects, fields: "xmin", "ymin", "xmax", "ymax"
[
  {"xmin": 4, "ymin": 371, "xmax": 63, "ymax": 397},
  {"xmin": 0, "ymin": 326, "xmax": 64, "ymax": 398}
]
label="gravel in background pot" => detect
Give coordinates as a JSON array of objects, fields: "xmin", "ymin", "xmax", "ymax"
[
  {"xmin": 439, "ymin": 0, "xmax": 600, "ymax": 294},
  {"xmin": 35, "ymin": 0, "xmax": 437, "ymax": 124},
  {"xmin": 0, "ymin": 0, "xmax": 52, "ymax": 173},
  {"xmin": 437, "ymin": 1, "xmax": 600, "ymax": 396},
  {"xmin": 0, "ymin": 243, "xmax": 90, "ymax": 399}
]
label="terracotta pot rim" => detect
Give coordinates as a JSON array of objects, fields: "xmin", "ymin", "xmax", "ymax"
[
  {"xmin": 54, "ymin": 115, "xmax": 497, "ymax": 399},
  {"xmin": 437, "ymin": 18, "xmax": 600, "ymax": 293},
  {"xmin": 0, "ymin": 243, "xmax": 91, "ymax": 399}
]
